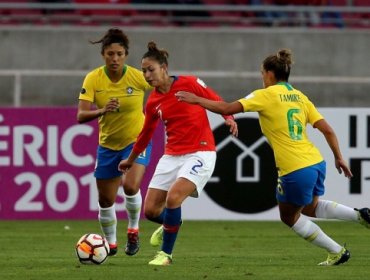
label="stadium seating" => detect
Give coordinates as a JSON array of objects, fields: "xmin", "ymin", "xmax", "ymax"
[
  {"xmin": 0, "ymin": 0, "xmax": 43, "ymax": 25},
  {"xmin": 0, "ymin": 0, "xmax": 369, "ymax": 28}
]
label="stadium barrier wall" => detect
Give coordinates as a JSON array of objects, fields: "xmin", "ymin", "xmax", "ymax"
[
  {"xmin": 1, "ymin": 27, "xmax": 370, "ymax": 107},
  {"xmin": 183, "ymin": 108, "xmax": 370, "ymax": 220},
  {"xmin": 1, "ymin": 107, "xmax": 369, "ymax": 220},
  {"xmin": 0, "ymin": 107, "xmax": 164, "ymax": 219}
]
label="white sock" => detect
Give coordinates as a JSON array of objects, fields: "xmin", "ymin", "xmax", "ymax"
[
  {"xmin": 98, "ymin": 204, "xmax": 117, "ymax": 245},
  {"xmin": 315, "ymin": 200, "xmax": 358, "ymax": 221},
  {"xmin": 124, "ymin": 190, "xmax": 142, "ymax": 230},
  {"xmin": 292, "ymin": 215, "xmax": 342, "ymax": 253}
]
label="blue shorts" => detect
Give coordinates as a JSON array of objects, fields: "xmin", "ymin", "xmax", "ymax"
[
  {"xmin": 276, "ymin": 161, "xmax": 326, "ymax": 206},
  {"xmin": 94, "ymin": 141, "xmax": 152, "ymax": 179}
]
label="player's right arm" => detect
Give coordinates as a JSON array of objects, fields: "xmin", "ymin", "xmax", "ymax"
[
  {"xmin": 176, "ymin": 91, "xmax": 243, "ymax": 115},
  {"xmin": 76, "ymin": 71, "xmax": 119, "ymax": 123},
  {"xmin": 77, "ymin": 99, "xmax": 119, "ymax": 123},
  {"xmin": 77, "ymin": 99, "xmax": 105, "ymax": 123}
]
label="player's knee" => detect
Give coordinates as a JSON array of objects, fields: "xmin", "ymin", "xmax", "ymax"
[
  {"xmin": 144, "ymin": 208, "xmax": 160, "ymax": 221},
  {"xmin": 165, "ymin": 193, "xmax": 183, "ymax": 209},
  {"xmin": 98, "ymin": 199, "xmax": 114, "ymax": 208},
  {"xmin": 279, "ymin": 213, "xmax": 296, "ymax": 227},
  {"xmin": 123, "ymin": 185, "xmax": 139, "ymax": 196},
  {"xmin": 98, "ymin": 191, "xmax": 116, "ymax": 208},
  {"xmin": 301, "ymin": 207, "xmax": 315, "ymax": 217},
  {"xmin": 123, "ymin": 180, "xmax": 140, "ymax": 196}
]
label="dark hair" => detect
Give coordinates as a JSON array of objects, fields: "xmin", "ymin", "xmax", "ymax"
[
  {"xmin": 142, "ymin": 41, "xmax": 169, "ymax": 65},
  {"xmin": 90, "ymin": 28, "xmax": 129, "ymax": 55},
  {"xmin": 263, "ymin": 49, "xmax": 293, "ymax": 82}
]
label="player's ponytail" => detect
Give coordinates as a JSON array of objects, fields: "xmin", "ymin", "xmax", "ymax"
[
  {"xmin": 142, "ymin": 41, "xmax": 169, "ymax": 66},
  {"xmin": 89, "ymin": 28, "xmax": 129, "ymax": 55},
  {"xmin": 263, "ymin": 48, "xmax": 293, "ymax": 82}
]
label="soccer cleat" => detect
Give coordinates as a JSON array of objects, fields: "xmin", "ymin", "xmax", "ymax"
[
  {"xmin": 150, "ymin": 220, "xmax": 183, "ymax": 247},
  {"xmin": 108, "ymin": 243, "xmax": 118, "ymax": 256},
  {"xmin": 125, "ymin": 231, "xmax": 140, "ymax": 256},
  {"xmin": 150, "ymin": 225, "xmax": 164, "ymax": 247},
  {"xmin": 148, "ymin": 251, "xmax": 173, "ymax": 266},
  {"xmin": 355, "ymin": 208, "xmax": 370, "ymax": 228},
  {"xmin": 318, "ymin": 247, "xmax": 350, "ymax": 266}
]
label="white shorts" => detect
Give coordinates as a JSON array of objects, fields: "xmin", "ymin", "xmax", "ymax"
[{"xmin": 148, "ymin": 151, "xmax": 216, "ymax": 198}]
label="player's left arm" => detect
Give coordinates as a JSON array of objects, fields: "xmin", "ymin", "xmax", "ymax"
[{"xmin": 314, "ymin": 119, "xmax": 353, "ymax": 178}]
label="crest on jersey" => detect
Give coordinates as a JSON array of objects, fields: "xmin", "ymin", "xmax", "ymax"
[{"xmin": 126, "ymin": 87, "xmax": 133, "ymax": 94}]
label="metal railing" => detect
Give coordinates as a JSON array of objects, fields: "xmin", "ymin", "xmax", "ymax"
[{"xmin": 1, "ymin": 69, "xmax": 370, "ymax": 107}]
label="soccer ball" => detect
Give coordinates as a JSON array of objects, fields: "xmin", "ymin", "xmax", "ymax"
[{"xmin": 75, "ymin": 233, "xmax": 110, "ymax": 265}]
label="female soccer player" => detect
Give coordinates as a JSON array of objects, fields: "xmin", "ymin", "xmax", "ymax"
[
  {"xmin": 77, "ymin": 28, "xmax": 152, "ymax": 256},
  {"xmin": 175, "ymin": 48, "xmax": 370, "ymax": 266},
  {"xmin": 118, "ymin": 41, "xmax": 238, "ymax": 265}
]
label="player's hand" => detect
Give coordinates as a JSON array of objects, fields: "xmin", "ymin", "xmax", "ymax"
[
  {"xmin": 104, "ymin": 97, "xmax": 120, "ymax": 113},
  {"xmin": 175, "ymin": 91, "xmax": 199, "ymax": 104},
  {"xmin": 225, "ymin": 118, "xmax": 238, "ymax": 137},
  {"xmin": 118, "ymin": 159, "xmax": 133, "ymax": 174},
  {"xmin": 335, "ymin": 158, "xmax": 353, "ymax": 178}
]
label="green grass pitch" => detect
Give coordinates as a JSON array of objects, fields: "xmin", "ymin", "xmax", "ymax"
[{"xmin": 0, "ymin": 220, "xmax": 369, "ymax": 280}]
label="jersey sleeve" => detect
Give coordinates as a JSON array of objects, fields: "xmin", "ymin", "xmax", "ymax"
[
  {"xmin": 306, "ymin": 98, "xmax": 324, "ymax": 126},
  {"xmin": 143, "ymin": 76, "xmax": 153, "ymax": 92},
  {"xmin": 130, "ymin": 66, "xmax": 152, "ymax": 92},
  {"xmin": 133, "ymin": 97, "xmax": 160, "ymax": 155},
  {"xmin": 237, "ymin": 89, "xmax": 267, "ymax": 112},
  {"xmin": 78, "ymin": 72, "xmax": 95, "ymax": 103}
]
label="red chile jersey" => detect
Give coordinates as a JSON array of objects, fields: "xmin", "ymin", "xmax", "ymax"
[{"xmin": 133, "ymin": 76, "xmax": 233, "ymax": 156}]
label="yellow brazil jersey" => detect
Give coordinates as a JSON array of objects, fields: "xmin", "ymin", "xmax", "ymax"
[
  {"xmin": 79, "ymin": 65, "xmax": 151, "ymax": 150},
  {"xmin": 238, "ymin": 82, "xmax": 324, "ymax": 176}
]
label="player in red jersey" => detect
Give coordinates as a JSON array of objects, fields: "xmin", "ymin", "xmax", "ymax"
[{"xmin": 118, "ymin": 41, "xmax": 238, "ymax": 265}]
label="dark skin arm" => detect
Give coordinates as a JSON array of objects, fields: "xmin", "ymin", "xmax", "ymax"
[
  {"xmin": 77, "ymin": 98, "xmax": 119, "ymax": 123},
  {"xmin": 118, "ymin": 150, "xmax": 140, "ymax": 174},
  {"xmin": 314, "ymin": 119, "xmax": 353, "ymax": 178},
  {"xmin": 177, "ymin": 91, "xmax": 353, "ymax": 179}
]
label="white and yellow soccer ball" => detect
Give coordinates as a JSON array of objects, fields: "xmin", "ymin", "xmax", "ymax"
[{"xmin": 75, "ymin": 233, "xmax": 110, "ymax": 265}]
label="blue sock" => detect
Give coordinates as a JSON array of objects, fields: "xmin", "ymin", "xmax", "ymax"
[
  {"xmin": 162, "ymin": 207, "xmax": 181, "ymax": 255},
  {"xmin": 147, "ymin": 209, "xmax": 165, "ymax": 224}
]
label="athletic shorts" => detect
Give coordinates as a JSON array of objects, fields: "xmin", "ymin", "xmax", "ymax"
[
  {"xmin": 276, "ymin": 160, "xmax": 326, "ymax": 206},
  {"xmin": 148, "ymin": 151, "xmax": 216, "ymax": 198},
  {"xmin": 94, "ymin": 142, "xmax": 152, "ymax": 179}
]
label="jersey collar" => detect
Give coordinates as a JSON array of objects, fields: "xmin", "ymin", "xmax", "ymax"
[
  {"xmin": 277, "ymin": 81, "xmax": 293, "ymax": 91},
  {"xmin": 103, "ymin": 64, "xmax": 128, "ymax": 81}
]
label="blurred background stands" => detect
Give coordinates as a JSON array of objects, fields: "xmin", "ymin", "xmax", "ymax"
[{"xmin": 0, "ymin": 0, "xmax": 369, "ymax": 28}]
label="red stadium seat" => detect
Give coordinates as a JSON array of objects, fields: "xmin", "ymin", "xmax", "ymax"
[
  {"xmin": 73, "ymin": 0, "xmax": 131, "ymax": 15},
  {"xmin": 353, "ymin": 0, "xmax": 370, "ymax": 6},
  {"xmin": 329, "ymin": 0, "xmax": 348, "ymax": 5}
]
